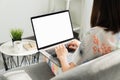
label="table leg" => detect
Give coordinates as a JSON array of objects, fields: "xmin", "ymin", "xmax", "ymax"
[
  {"xmin": 10, "ymin": 56, "xmax": 17, "ymax": 67},
  {"xmin": 21, "ymin": 56, "xmax": 30, "ymax": 66},
  {"xmin": 36, "ymin": 52, "xmax": 40, "ymax": 62},
  {"xmin": 21, "ymin": 56, "xmax": 25, "ymax": 66},
  {"xmin": 32, "ymin": 54, "xmax": 36, "ymax": 63},
  {"xmin": 1, "ymin": 53, "xmax": 8, "ymax": 71},
  {"xmin": 17, "ymin": 56, "xmax": 19, "ymax": 67},
  {"xmin": 32, "ymin": 52, "xmax": 39, "ymax": 63}
]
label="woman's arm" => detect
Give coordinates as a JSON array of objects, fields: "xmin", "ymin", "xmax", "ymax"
[
  {"xmin": 55, "ymin": 44, "xmax": 77, "ymax": 72},
  {"xmin": 59, "ymin": 56, "xmax": 76, "ymax": 72}
]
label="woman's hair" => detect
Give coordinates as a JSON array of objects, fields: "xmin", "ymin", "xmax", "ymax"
[{"xmin": 91, "ymin": 0, "xmax": 120, "ymax": 34}]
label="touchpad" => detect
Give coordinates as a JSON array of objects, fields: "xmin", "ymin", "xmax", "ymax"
[{"xmin": 46, "ymin": 49, "xmax": 57, "ymax": 57}]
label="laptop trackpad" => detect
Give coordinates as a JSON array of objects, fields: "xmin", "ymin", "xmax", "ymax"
[{"xmin": 46, "ymin": 49, "xmax": 57, "ymax": 57}]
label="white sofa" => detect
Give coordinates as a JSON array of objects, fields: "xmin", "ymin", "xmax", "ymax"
[{"xmin": 0, "ymin": 49, "xmax": 120, "ymax": 80}]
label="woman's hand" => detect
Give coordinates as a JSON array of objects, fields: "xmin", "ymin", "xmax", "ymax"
[
  {"xmin": 68, "ymin": 39, "xmax": 79, "ymax": 50},
  {"xmin": 55, "ymin": 44, "xmax": 68, "ymax": 60},
  {"xmin": 55, "ymin": 44, "xmax": 76, "ymax": 72}
]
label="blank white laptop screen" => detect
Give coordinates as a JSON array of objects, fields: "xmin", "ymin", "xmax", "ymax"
[{"xmin": 31, "ymin": 10, "xmax": 74, "ymax": 50}]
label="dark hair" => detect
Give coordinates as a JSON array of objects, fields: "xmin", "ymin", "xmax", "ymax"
[{"xmin": 91, "ymin": 0, "xmax": 120, "ymax": 34}]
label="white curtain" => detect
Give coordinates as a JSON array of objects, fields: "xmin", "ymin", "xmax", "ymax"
[{"xmin": 79, "ymin": 0, "xmax": 93, "ymax": 40}]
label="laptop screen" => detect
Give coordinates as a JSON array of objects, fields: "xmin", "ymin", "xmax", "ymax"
[{"xmin": 31, "ymin": 10, "xmax": 74, "ymax": 50}]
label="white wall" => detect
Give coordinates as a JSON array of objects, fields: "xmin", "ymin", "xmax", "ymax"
[
  {"xmin": 49, "ymin": 0, "xmax": 82, "ymax": 30},
  {"xmin": 0, "ymin": 0, "xmax": 49, "ymax": 43},
  {"xmin": 0, "ymin": 0, "xmax": 87, "ymax": 43},
  {"xmin": 69, "ymin": 0, "xmax": 82, "ymax": 29},
  {"xmin": 79, "ymin": 0, "xmax": 93, "ymax": 39},
  {"xmin": 49, "ymin": 0, "xmax": 66, "ymax": 12}
]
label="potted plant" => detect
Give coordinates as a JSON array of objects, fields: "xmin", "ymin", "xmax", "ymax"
[{"xmin": 10, "ymin": 28, "xmax": 23, "ymax": 42}]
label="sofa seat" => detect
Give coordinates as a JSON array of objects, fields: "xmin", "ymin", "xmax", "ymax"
[{"xmin": 3, "ymin": 62, "xmax": 55, "ymax": 80}]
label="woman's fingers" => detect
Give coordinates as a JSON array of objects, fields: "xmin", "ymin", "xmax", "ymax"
[
  {"xmin": 55, "ymin": 44, "xmax": 64, "ymax": 51},
  {"xmin": 67, "ymin": 40, "xmax": 79, "ymax": 50},
  {"xmin": 55, "ymin": 44, "xmax": 68, "ymax": 56}
]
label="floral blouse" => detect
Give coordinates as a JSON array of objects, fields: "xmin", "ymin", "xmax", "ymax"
[{"xmin": 72, "ymin": 26, "xmax": 120, "ymax": 65}]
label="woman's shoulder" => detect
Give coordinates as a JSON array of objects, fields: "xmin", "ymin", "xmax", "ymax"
[
  {"xmin": 87, "ymin": 26, "xmax": 105, "ymax": 35},
  {"xmin": 90, "ymin": 26, "xmax": 119, "ymax": 48},
  {"xmin": 91, "ymin": 26, "xmax": 105, "ymax": 32}
]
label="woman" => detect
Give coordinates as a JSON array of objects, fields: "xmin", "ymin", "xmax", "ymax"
[{"xmin": 55, "ymin": 0, "xmax": 120, "ymax": 72}]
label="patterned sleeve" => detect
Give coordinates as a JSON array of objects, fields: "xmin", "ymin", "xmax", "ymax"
[
  {"xmin": 71, "ymin": 46, "xmax": 82, "ymax": 65},
  {"xmin": 72, "ymin": 29, "xmax": 94, "ymax": 65},
  {"xmin": 79, "ymin": 27, "xmax": 113, "ymax": 63},
  {"xmin": 79, "ymin": 30, "xmax": 96, "ymax": 63},
  {"xmin": 72, "ymin": 27, "xmax": 116, "ymax": 65}
]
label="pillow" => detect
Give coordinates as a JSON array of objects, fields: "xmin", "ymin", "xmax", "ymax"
[{"xmin": 3, "ymin": 70, "xmax": 32, "ymax": 80}]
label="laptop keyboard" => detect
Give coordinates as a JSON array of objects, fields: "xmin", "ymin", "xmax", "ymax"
[
  {"xmin": 46, "ymin": 44, "xmax": 75, "ymax": 56},
  {"xmin": 46, "ymin": 45, "xmax": 75, "ymax": 62}
]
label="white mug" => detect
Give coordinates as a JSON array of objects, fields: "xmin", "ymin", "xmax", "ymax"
[{"xmin": 14, "ymin": 41, "xmax": 23, "ymax": 52}]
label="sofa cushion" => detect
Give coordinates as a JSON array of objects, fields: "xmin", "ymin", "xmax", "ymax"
[
  {"xmin": 24, "ymin": 62, "xmax": 55, "ymax": 80},
  {"xmin": 3, "ymin": 62, "xmax": 55, "ymax": 80},
  {"xmin": 3, "ymin": 70, "xmax": 32, "ymax": 80},
  {"xmin": 0, "ymin": 74, "xmax": 7, "ymax": 80}
]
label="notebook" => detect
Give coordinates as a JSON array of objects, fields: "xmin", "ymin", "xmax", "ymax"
[{"xmin": 31, "ymin": 10, "xmax": 80, "ymax": 67}]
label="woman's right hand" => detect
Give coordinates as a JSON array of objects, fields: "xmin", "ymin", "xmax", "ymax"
[{"xmin": 55, "ymin": 44, "xmax": 68, "ymax": 60}]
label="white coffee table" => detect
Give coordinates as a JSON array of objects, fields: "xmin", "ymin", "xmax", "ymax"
[{"xmin": 0, "ymin": 39, "xmax": 38, "ymax": 70}]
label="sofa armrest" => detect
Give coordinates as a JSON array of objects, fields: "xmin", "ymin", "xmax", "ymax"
[{"xmin": 51, "ymin": 49, "xmax": 120, "ymax": 80}]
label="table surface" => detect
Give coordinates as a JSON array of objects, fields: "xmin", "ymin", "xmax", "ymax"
[{"xmin": 0, "ymin": 39, "xmax": 38, "ymax": 56}]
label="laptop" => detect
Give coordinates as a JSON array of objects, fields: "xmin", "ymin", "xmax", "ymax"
[{"xmin": 31, "ymin": 10, "xmax": 79, "ymax": 67}]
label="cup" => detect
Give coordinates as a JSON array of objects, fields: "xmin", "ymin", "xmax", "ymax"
[{"xmin": 14, "ymin": 41, "xmax": 23, "ymax": 52}]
